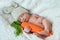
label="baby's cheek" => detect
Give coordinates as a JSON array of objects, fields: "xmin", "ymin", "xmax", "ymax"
[
  {"xmin": 18, "ymin": 17, "xmax": 23, "ymax": 22},
  {"xmin": 18, "ymin": 17, "xmax": 21, "ymax": 21}
]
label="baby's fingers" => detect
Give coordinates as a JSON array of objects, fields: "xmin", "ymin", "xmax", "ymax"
[{"xmin": 24, "ymin": 26, "xmax": 31, "ymax": 33}]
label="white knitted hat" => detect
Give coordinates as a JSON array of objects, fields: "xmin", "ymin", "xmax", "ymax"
[{"xmin": 11, "ymin": 6, "xmax": 28, "ymax": 20}]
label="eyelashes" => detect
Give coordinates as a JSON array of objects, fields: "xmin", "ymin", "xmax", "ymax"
[{"xmin": 35, "ymin": 16, "xmax": 39, "ymax": 19}]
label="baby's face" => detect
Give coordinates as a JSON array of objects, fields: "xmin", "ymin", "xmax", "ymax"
[{"xmin": 18, "ymin": 12, "xmax": 30, "ymax": 22}]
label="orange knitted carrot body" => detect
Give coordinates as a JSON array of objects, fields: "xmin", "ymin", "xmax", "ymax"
[{"xmin": 21, "ymin": 22, "xmax": 52, "ymax": 36}]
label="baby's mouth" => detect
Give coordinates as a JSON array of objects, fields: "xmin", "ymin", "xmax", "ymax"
[{"xmin": 23, "ymin": 19, "xmax": 27, "ymax": 22}]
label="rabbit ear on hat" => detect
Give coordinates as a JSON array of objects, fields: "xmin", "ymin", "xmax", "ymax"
[{"xmin": 11, "ymin": 6, "xmax": 28, "ymax": 20}]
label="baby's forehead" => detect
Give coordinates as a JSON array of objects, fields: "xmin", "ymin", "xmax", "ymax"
[
  {"xmin": 20, "ymin": 12, "xmax": 26, "ymax": 15},
  {"xmin": 19, "ymin": 13, "xmax": 24, "ymax": 17}
]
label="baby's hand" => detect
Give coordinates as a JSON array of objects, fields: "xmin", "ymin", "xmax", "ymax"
[{"xmin": 24, "ymin": 26, "xmax": 31, "ymax": 33}]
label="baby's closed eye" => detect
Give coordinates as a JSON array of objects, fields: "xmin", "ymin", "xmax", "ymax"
[{"xmin": 35, "ymin": 16, "xmax": 39, "ymax": 19}]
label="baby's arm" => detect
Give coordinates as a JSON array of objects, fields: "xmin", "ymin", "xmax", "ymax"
[
  {"xmin": 42, "ymin": 19, "xmax": 52, "ymax": 33},
  {"xmin": 24, "ymin": 26, "xmax": 31, "ymax": 33},
  {"xmin": 37, "ymin": 19, "xmax": 52, "ymax": 36}
]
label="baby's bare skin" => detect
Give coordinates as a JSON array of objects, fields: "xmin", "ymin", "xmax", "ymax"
[{"xmin": 18, "ymin": 12, "xmax": 52, "ymax": 39}]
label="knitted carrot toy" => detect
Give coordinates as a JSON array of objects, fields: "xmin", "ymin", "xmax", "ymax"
[
  {"xmin": 21, "ymin": 22, "xmax": 52, "ymax": 36},
  {"xmin": 11, "ymin": 20, "xmax": 22, "ymax": 36}
]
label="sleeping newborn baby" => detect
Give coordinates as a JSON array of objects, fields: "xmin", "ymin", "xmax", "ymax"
[{"xmin": 18, "ymin": 12, "xmax": 52, "ymax": 39}]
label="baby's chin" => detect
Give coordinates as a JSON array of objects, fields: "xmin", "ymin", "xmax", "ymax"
[{"xmin": 21, "ymin": 20, "xmax": 28, "ymax": 22}]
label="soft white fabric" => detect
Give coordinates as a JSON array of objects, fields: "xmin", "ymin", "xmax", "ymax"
[
  {"xmin": 0, "ymin": 0, "xmax": 60, "ymax": 40},
  {"xmin": 0, "ymin": 10, "xmax": 29, "ymax": 40},
  {"xmin": 11, "ymin": 7, "xmax": 28, "ymax": 21}
]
